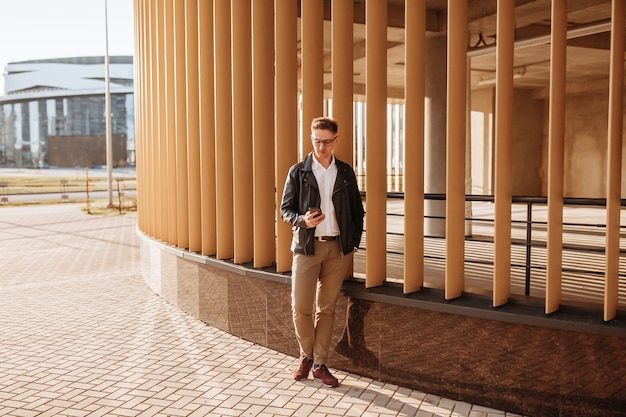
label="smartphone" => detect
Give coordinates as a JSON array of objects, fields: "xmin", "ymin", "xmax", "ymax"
[{"xmin": 309, "ymin": 207, "xmax": 322, "ymax": 216}]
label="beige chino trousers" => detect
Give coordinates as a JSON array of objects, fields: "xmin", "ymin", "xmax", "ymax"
[{"xmin": 291, "ymin": 239, "xmax": 352, "ymax": 365}]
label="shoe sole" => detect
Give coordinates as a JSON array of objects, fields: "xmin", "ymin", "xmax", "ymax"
[{"xmin": 314, "ymin": 377, "xmax": 339, "ymax": 388}]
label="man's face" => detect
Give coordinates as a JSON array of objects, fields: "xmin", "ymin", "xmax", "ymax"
[{"xmin": 311, "ymin": 128, "xmax": 338, "ymax": 159}]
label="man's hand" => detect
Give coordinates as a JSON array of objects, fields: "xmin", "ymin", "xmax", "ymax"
[{"xmin": 304, "ymin": 209, "xmax": 325, "ymax": 228}]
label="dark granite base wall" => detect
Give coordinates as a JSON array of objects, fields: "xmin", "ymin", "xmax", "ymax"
[{"xmin": 139, "ymin": 234, "xmax": 626, "ymax": 417}]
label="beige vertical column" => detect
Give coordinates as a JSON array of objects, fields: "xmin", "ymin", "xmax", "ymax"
[
  {"xmin": 157, "ymin": 0, "xmax": 169, "ymax": 241},
  {"xmin": 604, "ymin": 0, "xmax": 625, "ymax": 322},
  {"xmin": 232, "ymin": 0, "xmax": 254, "ymax": 264},
  {"xmin": 165, "ymin": 0, "xmax": 179, "ymax": 245},
  {"xmin": 403, "ymin": 0, "xmax": 425, "ymax": 293},
  {"xmin": 133, "ymin": 0, "xmax": 142, "ymax": 230},
  {"xmin": 331, "ymin": 0, "xmax": 353, "ymax": 166},
  {"xmin": 214, "ymin": 0, "xmax": 234, "ymax": 260},
  {"xmin": 146, "ymin": 0, "xmax": 157, "ymax": 236},
  {"xmin": 174, "ymin": 0, "xmax": 189, "ymax": 249},
  {"xmin": 493, "ymin": 0, "xmax": 514, "ymax": 307},
  {"xmin": 143, "ymin": 0, "xmax": 151, "ymax": 235},
  {"xmin": 275, "ymin": 0, "xmax": 298, "ymax": 272},
  {"xmin": 365, "ymin": 0, "xmax": 387, "ymax": 288},
  {"xmin": 136, "ymin": 0, "xmax": 146, "ymax": 232},
  {"xmin": 332, "ymin": 0, "xmax": 354, "ymax": 279},
  {"xmin": 546, "ymin": 0, "xmax": 567, "ymax": 314},
  {"xmin": 185, "ymin": 0, "xmax": 201, "ymax": 253},
  {"xmin": 445, "ymin": 0, "xmax": 467, "ymax": 300},
  {"xmin": 198, "ymin": 0, "xmax": 217, "ymax": 256},
  {"xmin": 301, "ymin": 0, "xmax": 324, "ymax": 154},
  {"xmin": 252, "ymin": 0, "xmax": 276, "ymax": 268},
  {"xmin": 140, "ymin": 0, "xmax": 150, "ymax": 233},
  {"xmin": 141, "ymin": 0, "xmax": 151, "ymax": 236},
  {"xmin": 153, "ymin": 0, "xmax": 162, "ymax": 239},
  {"xmin": 134, "ymin": 0, "xmax": 147, "ymax": 232}
]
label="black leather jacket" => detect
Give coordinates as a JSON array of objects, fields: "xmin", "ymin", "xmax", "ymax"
[{"xmin": 280, "ymin": 153, "xmax": 364, "ymax": 256}]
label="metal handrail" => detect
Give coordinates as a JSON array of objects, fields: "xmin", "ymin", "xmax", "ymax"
[{"xmin": 364, "ymin": 192, "xmax": 625, "ymax": 297}]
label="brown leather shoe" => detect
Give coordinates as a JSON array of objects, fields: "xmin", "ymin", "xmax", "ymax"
[
  {"xmin": 312, "ymin": 364, "xmax": 339, "ymax": 387},
  {"xmin": 293, "ymin": 356, "xmax": 313, "ymax": 380}
]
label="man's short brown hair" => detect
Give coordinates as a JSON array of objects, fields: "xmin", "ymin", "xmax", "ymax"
[{"xmin": 311, "ymin": 117, "xmax": 338, "ymax": 134}]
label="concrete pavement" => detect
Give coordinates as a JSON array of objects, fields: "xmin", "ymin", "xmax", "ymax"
[{"xmin": 0, "ymin": 203, "xmax": 520, "ymax": 417}]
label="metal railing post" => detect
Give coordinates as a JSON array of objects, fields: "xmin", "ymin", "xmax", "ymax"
[{"xmin": 525, "ymin": 201, "xmax": 533, "ymax": 296}]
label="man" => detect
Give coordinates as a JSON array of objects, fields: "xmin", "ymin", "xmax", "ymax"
[{"xmin": 280, "ymin": 117, "xmax": 364, "ymax": 388}]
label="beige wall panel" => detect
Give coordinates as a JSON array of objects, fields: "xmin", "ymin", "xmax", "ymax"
[
  {"xmin": 214, "ymin": 0, "xmax": 234, "ymax": 260},
  {"xmin": 564, "ymin": 94, "xmax": 609, "ymax": 198},
  {"xmin": 165, "ymin": 0, "xmax": 179, "ymax": 246},
  {"xmin": 198, "ymin": 0, "xmax": 217, "ymax": 256},
  {"xmin": 252, "ymin": 0, "xmax": 276, "ymax": 268},
  {"xmin": 604, "ymin": 0, "xmax": 625, "ymax": 322},
  {"xmin": 301, "ymin": 0, "xmax": 324, "ymax": 157},
  {"xmin": 546, "ymin": 0, "xmax": 567, "ymax": 314},
  {"xmin": 511, "ymin": 91, "xmax": 543, "ymax": 196},
  {"xmin": 186, "ymin": 0, "xmax": 201, "ymax": 253},
  {"xmin": 275, "ymin": 0, "xmax": 299, "ymax": 272},
  {"xmin": 538, "ymin": 93, "xmax": 626, "ymax": 199},
  {"xmin": 232, "ymin": 0, "xmax": 254, "ymax": 264},
  {"xmin": 403, "ymin": 0, "xmax": 425, "ymax": 293},
  {"xmin": 365, "ymin": 0, "xmax": 387, "ymax": 288},
  {"xmin": 331, "ymin": 0, "xmax": 353, "ymax": 166},
  {"xmin": 493, "ymin": 0, "xmax": 514, "ymax": 306},
  {"xmin": 471, "ymin": 88, "xmax": 542, "ymax": 198},
  {"xmin": 445, "ymin": 0, "xmax": 467, "ymax": 300},
  {"xmin": 469, "ymin": 88, "xmax": 493, "ymax": 195},
  {"xmin": 174, "ymin": 0, "xmax": 189, "ymax": 249}
]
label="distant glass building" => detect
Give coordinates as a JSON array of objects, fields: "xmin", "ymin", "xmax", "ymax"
[{"xmin": 0, "ymin": 56, "xmax": 134, "ymax": 168}]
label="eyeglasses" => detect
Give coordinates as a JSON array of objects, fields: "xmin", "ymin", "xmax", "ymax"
[{"xmin": 311, "ymin": 136, "xmax": 337, "ymax": 147}]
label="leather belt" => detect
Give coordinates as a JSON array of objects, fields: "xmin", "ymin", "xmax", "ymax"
[{"xmin": 316, "ymin": 235, "xmax": 339, "ymax": 241}]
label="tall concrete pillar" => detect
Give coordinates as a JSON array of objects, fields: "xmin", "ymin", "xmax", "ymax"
[{"xmin": 424, "ymin": 35, "xmax": 447, "ymax": 237}]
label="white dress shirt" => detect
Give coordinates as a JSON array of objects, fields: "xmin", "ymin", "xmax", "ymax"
[{"xmin": 311, "ymin": 155, "xmax": 340, "ymax": 237}]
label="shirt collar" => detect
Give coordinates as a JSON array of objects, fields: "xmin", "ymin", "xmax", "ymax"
[{"xmin": 311, "ymin": 153, "xmax": 335, "ymax": 171}]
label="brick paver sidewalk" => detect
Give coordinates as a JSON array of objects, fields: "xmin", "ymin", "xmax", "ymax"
[{"xmin": 0, "ymin": 204, "xmax": 517, "ymax": 417}]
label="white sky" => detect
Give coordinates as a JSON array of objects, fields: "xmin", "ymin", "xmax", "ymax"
[{"xmin": 0, "ymin": 0, "xmax": 135, "ymax": 95}]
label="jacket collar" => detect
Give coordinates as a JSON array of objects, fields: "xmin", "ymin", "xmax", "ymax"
[{"xmin": 303, "ymin": 152, "xmax": 315, "ymax": 171}]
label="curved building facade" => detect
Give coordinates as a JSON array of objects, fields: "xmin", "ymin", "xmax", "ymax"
[
  {"xmin": 133, "ymin": 1, "xmax": 626, "ymax": 415},
  {"xmin": 0, "ymin": 56, "xmax": 135, "ymax": 168}
]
